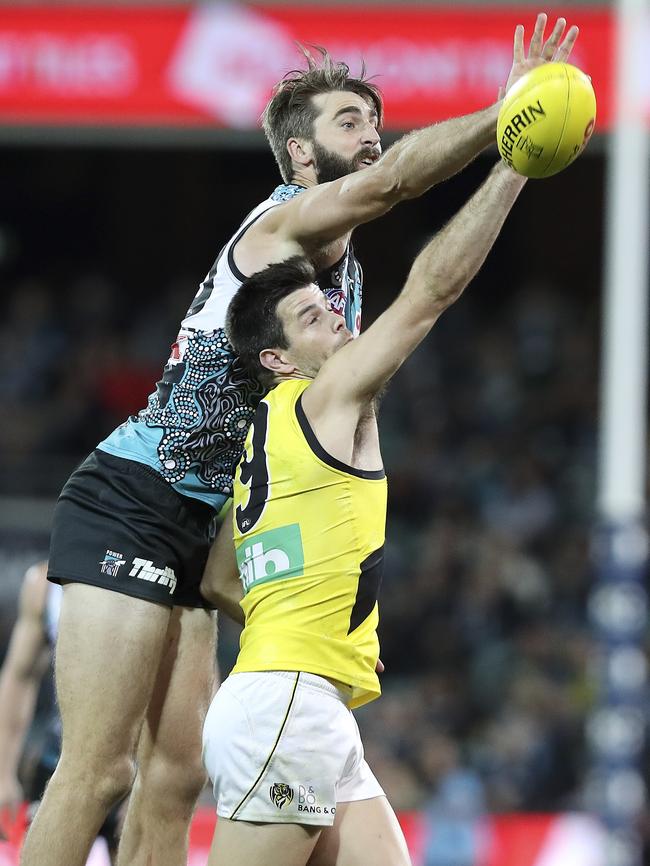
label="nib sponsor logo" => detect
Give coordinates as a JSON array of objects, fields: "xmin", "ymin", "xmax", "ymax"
[
  {"xmin": 236, "ymin": 524, "xmax": 304, "ymax": 593},
  {"xmin": 129, "ymin": 558, "xmax": 177, "ymax": 595},
  {"xmin": 167, "ymin": 4, "xmax": 295, "ymax": 127}
]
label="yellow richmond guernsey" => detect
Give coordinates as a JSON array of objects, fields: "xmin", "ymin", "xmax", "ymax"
[{"xmin": 231, "ymin": 378, "xmax": 387, "ymax": 709}]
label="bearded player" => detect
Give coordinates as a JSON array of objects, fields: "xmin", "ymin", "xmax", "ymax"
[{"xmin": 22, "ymin": 15, "xmax": 577, "ymax": 866}]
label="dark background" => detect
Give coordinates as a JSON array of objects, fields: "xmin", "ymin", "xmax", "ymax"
[{"xmin": 1, "ymin": 141, "xmax": 617, "ymax": 822}]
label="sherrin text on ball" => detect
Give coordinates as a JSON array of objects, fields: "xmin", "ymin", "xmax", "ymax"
[{"xmin": 497, "ymin": 62, "xmax": 596, "ymax": 179}]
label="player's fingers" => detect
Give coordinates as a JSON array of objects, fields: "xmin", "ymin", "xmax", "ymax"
[
  {"xmin": 513, "ymin": 24, "xmax": 525, "ymax": 64},
  {"xmin": 543, "ymin": 17, "xmax": 566, "ymax": 60},
  {"xmin": 555, "ymin": 24, "xmax": 579, "ymax": 62},
  {"xmin": 529, "ymin": 12, "xmax": 547, "ymax": 57}
]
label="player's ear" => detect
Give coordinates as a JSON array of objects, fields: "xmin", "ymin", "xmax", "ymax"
[
  {"xmin": 287, "ymin": 138, "xmax": 313, "ymax": 169},
  {"xmin": 259, "ymin": 348, "xmax": 294, "ymax": 376}
]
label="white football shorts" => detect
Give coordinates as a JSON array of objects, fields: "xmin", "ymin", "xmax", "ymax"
[{"xmin": 202, "ymin": 670, "xmax": 384, "ymax": 826}]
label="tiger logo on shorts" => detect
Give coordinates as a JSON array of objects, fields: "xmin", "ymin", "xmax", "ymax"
[{"xmin": 269, "ymin": 783, "xmax": 294, "ymax": 809}]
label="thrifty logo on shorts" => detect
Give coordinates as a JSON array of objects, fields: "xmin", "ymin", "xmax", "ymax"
[
  {"xmin": 269, "ymin": 783, "xmax": 294, "ymax": 809},
  {"xmin": 236, "ymin": 524, "xmax": 304, "ymax": 593},
  {"xmin": 99, "ymin": 550, "xmax": 126, "ymax": 578},
  {"xmin": 129, "ymin": 558, "xmax": 177, "ymax": 595}
]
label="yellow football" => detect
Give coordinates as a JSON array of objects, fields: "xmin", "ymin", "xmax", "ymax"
[{"xmin": 497, "ymin": 62, "xmax": 596, "ymax": 179}]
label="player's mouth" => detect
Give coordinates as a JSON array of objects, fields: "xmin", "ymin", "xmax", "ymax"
[{"xmin": 358, "ymin": 151, "xmax": 380, "ymax": 168}]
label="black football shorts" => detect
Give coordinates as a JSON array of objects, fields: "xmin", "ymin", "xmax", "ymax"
[{"xmin": 47, "ymin": 450, "xmax": 219, "ymax": 608}]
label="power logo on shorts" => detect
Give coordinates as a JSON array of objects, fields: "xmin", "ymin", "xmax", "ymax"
[
  {"xmin": 99, "ymin": 549, "xmax": 126, "ymax": 578},
  {"xmin": 236, "ymin": 524, "xmax": 304, "ymax": 593},
  {"xmin": 129, "ymin": 557, "xmax": 178, "ymax": 595},
  {"xmin": 269, "ymin": 783, "xmax": 294, "ymax": 809}
]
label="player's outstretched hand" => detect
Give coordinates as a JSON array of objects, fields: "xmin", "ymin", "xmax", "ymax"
[{"xmin": 505, "ymin": 12, "xmax": 579, "ymax": 94}]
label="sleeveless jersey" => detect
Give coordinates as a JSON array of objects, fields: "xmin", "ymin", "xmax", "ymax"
[
  {"xmin": 231, "ymin": 379, "xmax": 386, "ymax": 709},
  {"xmin": 98, "ymin": 184, "xmax": 364, "ymax": 511}
]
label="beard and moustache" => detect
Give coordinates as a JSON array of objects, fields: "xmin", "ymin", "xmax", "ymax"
[{"xmin": 311, "ymin": 140, "xmax": 378, "ymax": 184}]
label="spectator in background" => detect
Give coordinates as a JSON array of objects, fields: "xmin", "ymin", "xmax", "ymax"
[{"xmin": 0, "ymin": 563, "xmax": 123, "ymax": 863}]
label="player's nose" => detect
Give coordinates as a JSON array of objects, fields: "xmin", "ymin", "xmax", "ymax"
[
  {"xmin": 362, "ymin": 124, "xmax": 380, "ymax": 147},
  {"xmin": 332, "ymin": 313, "xmax": 346, "ymax": 331}
]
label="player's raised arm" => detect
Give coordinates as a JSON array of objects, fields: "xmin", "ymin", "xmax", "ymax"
[
  {"xmin": 239, "ymin": 14, "xmax": 577, "ymax": 257},
  {"xmin": 308, "ymin": 161, "xmax": 526, "ymax": 412},
  {"xmin": 262, "ymin": 104, "xmax": 499, "ymax": 250}
]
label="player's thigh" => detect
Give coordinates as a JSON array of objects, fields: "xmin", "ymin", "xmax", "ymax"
[
  {"xmin": 209, "ymin": 816, "xmax": 321, "ymax": 866},
  {"xmin": 138, "ymin": 605, "xmax": 218, "ymax": 769},
  {"xmin": 309, "ymin": 797, "xmax": 411, "ymax": 866},
  {"xmin": 55, "ymin": 582, "xmax": 171, "ymax": 757}
]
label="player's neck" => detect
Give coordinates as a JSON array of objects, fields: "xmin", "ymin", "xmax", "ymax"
[
  {"xmin": 289, "ymin": 167, "xmax": 318, "ymax": 189},
  {"xmin": 276, "ymin": 371, "xmax": 313, "ymax": 385}
]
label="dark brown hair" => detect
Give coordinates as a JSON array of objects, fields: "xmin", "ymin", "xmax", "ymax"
[
  {"xmin": 226, "ymin": 257, "xmax": 317, "ymax": 388},
  {"xmin": 262, "ymin": 46, "xmax": 383, "ymax": 183}
]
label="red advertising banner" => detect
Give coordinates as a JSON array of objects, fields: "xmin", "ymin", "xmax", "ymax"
[
  {"xmin": 0, "ymin": 5, "xmax": 613, "ymax": 131},
  {"xmin": 0, "ymin": 807, "xmax": 605, "ymax": 866}
]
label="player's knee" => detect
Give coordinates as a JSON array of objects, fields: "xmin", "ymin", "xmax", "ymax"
[
  {"xmin": 95, "ymin": 756, "xmax": 137, "ymax": 809},
  {"xmin": 51, "ymin": 752, "xmax": 135, "ymax": 810},
  {"xmin": 142, "ymin": 755, "xmax": 207, "ymax": 812}
]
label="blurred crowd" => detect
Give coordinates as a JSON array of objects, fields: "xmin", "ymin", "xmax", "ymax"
[
  {"xmin": 0, "ymin": 260, "xmax": 608, "ymax": 855},
  {"xmin": 0, "ymin": 272, "xmax": 188, "ymax": 497}
]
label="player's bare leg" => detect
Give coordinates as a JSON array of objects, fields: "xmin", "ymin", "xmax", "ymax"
[
  {"xmin": 208, "ymin": 817, "xmax": 322, "ymax": 866},
  {"xmin": 20, "ymin": 583, "xmax": 172, "ymax": 866},
  {"xmin": 205, "ymin": 797, "xmax": 408, "ymax": 866},
  {"xmin": 116, "ymin": 605, "xmax": 217, "ymax": 866},
  {"xmin": 308, "ymin": 797, "xmax": 411, "ymax": 866}
]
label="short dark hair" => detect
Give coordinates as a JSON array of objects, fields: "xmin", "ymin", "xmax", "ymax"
[
  {"xmin": 262, "ymin": 45, "xmax": 384, "ymax": 183},
  {"xmin": 226, "ymin": 256, "xmax": 317, "ymax": 388}
]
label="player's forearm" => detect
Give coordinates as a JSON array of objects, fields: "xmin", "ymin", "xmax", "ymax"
[
  {"xmin": 407, "ymin": 160, "xmax": 525, "ymax": 314},
  {"xmin": 201, "ymin": 573, "xmax": 244, "ymax": 625},
  {"xmin": 0, "ymin": 676, "xmax": 37, "ymax": 776},
  {"xmin": 215, "ymin": 591, "xmax": 245, "ymax": 626},
  {"xmin": 200, "ymin": 515, "xmax": 245, "ymax": 625},
  {"xmin": 382, "ymin": 103, "xmax": 500, "ymax": 202}
]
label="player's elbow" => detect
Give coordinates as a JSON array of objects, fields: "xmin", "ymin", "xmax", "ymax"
[
  {"xmin": 199, "ymin": 574, "xmax": 220, "ymax": 608},
  {"xmin": 199, "ymin": 573, "xmax": 243, "ymax": 623},
  {"xmin": 378, "ymin": 164, "xmax": 408, "ymax": 206},
  {"xmin": 211, "ymin": 588, "xmax": 245, "ymax": 625},
  {"xmin": 355, "ymin": 163, "xmax": 404, "ymax": 212},
  {"xmin": 431, "ymin": 277, "xmax": 468, "ymax": 315}
]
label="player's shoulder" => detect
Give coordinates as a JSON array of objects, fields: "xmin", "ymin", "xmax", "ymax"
[{"xmin": 270, "ymin": 183, "xmax": 307, "ymax": 204}]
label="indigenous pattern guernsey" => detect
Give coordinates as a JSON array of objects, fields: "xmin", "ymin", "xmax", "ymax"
[
  {"xmin": 232, "ymin": 379, "xmax": 387, "ymax": 709},
  {"xmin": 97, "ymin": 184, "xmax": 364, "ymax": 510}
]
